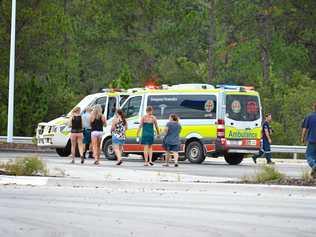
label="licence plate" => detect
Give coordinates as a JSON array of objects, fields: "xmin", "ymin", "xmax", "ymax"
[
  {"xmin": 246, "ymin": 140, "xmax": 256, "ymax": 146},
  {"xmin": 227, "ymin": 140, "xmax": 242, "ymax": 146}
]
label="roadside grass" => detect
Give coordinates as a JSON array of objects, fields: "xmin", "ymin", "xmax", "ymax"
[
  {"xmin": 240, "ymin": 165, "xmax": 316, "ymax": 186},
  {"xmin": 0, "ymin": 156, "xmax": 48, "ymax": 176}
]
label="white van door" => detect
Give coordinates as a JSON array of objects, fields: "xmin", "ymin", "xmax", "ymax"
[{"xmin": 121, "ymin": 95, "xmax": 144, "ymax": 151}]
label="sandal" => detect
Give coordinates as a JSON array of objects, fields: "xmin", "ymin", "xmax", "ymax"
[
  {"xmin": 149, "ymin": 162, "xmax": 154, "ymax": 166},
  {"xmin": 116, "ymin": 160, "xmax": 123, "ymax": 166},
  {"xmin": 94, "ymin": 160, "xmax": 100, "ymax": 165}
]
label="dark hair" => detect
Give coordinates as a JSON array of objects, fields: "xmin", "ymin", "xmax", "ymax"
[
  {"xmin": 146, "ymin": 106, "xmax": 153, "ymax": 113},
  {"xmin": 116, "ymin": 109, "xmax": 127, "ymax": 125},
  {"xmin": 170, "ymin": 114, "xmax": 179, "ymax": 122},
  {"xmin": 265, "ymin": 113, "xmax": 272, "ymax": 118}
]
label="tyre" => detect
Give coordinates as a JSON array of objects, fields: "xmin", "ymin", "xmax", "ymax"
[
  {"xmin": 224, "ymin": 153, "xmax": 244, "ymax": 165},
  {"xmin": 186, "ymin": 141, "xmax": 205, "ymax": 164},
  {"xmin": 102, "ymin": 138, "xmax": 116, "ymax": 160},
  {"xmin": 56, "ymin": 141, "xmax": 71, "ymax": 157}
]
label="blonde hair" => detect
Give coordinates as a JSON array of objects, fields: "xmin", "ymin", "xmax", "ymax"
[
  {"xmin": 72, "ymin": 106, "xmax": 81, "ymax": 115},
  {"xmin": 93, "ymin": 105, "xmax": 103, "ymax": 119}
]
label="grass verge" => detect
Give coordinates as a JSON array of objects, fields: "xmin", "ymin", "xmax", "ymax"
[
  {"xmin": 240, "ymin": 165, "xmax": 316, "ymax": 186},
  {"xmin": 0, "ymin": 156, "xmax": 48, "ymax": 176}
]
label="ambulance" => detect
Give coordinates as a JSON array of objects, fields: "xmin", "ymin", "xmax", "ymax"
[
  {"xmin": 101, "ymin": 84, "xmax": 262, "ymax": 165},
  {"xmin": 36, "ymin": 90, "xmax": 129, "ymax": 157}
]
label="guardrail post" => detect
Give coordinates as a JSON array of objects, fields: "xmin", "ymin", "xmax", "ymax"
[{"xmin": 293, "ymin": 153, "xmax": 297, "ymax": 160}]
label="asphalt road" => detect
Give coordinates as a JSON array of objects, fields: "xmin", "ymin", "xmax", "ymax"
[
  {"xmin": 0, "ymin": 151, "xmax": 310, "ymax": 179},
  {"xmin": 1, "ymin": 151, "xmax": 316, "ymax": 237},
  {"xmin": 1, "ymin": 184, "xmax": 316, "ymax": 237}
]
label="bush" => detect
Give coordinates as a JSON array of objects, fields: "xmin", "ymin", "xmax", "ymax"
[
  {"xmin": 255, "ymin": 165, "xmax": 285, "ymax": 183},
  {"xmin": 0, "ymin": 156, "xmax": 48, "ymax": 176}
]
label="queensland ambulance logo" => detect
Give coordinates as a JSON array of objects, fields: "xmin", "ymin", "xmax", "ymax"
[
  {"xmin": 204, "ymin": 100, "xmax": 214, "ymax": 112},
  {"xmin": 231, "ymin": 100, "xmax": 241, "ymax": 113}
]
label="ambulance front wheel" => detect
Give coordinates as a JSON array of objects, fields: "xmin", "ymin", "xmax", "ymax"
[
  {"xmin": 186, "ymin": 141, "xmax": 205, "ymax": 164},
  {"xmin": 224, "ymin": 153, "xmax": 244, "ymax": 165},
  {"xmin": 56, "ymin": 140, "xmax": 71, "ymax": 157},
  {"xmin": 102, "ymin": 138, "xmax": 116, "ymax": 160}
]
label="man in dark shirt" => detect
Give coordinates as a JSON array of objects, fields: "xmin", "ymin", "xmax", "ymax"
[
  {"xmin": 301, "ymin": 102, "xmax": 316, "ymax": 178},
  {"xmin": 252, "ymin": 113, "xmax": 274, "ymax": 164}
]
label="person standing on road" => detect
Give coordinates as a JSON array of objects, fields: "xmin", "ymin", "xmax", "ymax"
[
  {"xmin": 69, "ymin": 107, "xmax": 84, "ymax": 164},
  {"xmin": 111, "ymin": 109, "xmax": 127, "ymax": 166},
  {"xmin": 137, "ymin": 106, "xmax": 160, "ymax": 166},
  {"xmin": 163, "ymin": 114, "xmax": 182, "ymax": 167},
  {"xmin": 252, "ymin": 113, "xmax": 274, "ymax": 164},
  {"xmin": 90, "ymin": 105, "xmax": 106, "ymax": 165},
  {"xmin": 301, "ymin": 102, "xmax": 316, "ymax": 178},
  {"xmin": 82, "ymin": 107, "xmax": 93, "ymax": 159}
]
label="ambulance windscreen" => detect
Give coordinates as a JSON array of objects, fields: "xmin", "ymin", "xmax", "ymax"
[{"xmin": 225, "ymin": 95, "xmax": 260, "ymax": 121}]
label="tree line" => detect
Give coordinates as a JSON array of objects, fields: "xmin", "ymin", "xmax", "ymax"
[{"xmin": 0, "ymin": 0, "xmax": 315, "ymax": 145}]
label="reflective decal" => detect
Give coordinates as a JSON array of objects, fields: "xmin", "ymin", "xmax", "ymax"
[
  {"xmin": 204, "ymin": 100, "xmax": 214, "ymax": 113},
  {"xmin": 231, "ymin": 100, "xmax": 241, "ymax": 113}
]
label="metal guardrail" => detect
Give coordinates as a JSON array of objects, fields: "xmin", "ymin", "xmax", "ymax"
[
  {"xmin": 0, "ymin": 136, "xmax": 33, "ymax": 144},
  {"xmin": 271, "ymin": 145, "xmax": 306, "ymax": 159},
  {"xmin": 0, "ymin": 136, "xmax": 307, "ymax": 159}
]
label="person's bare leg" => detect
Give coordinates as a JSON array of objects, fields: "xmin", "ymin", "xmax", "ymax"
[
  {"xmin": 148, "ymin": 145, "xmax": 153, "ymax": 164},
  {"xmin": 77, "ymin": 135, "xmax": 84, "ymax": 163},
  {"xmin": 173, "ymin": 152, "xmax": 179, "ymax": 167},
  {"xmin": 164, "ymin": 152, "xmax": 170, "ymax": 166},
  {"xmin": 70, "ymin": 135, "xmax": 76, "ymax": 163},
  {"xmin": 144, "ymin": 145, "xmax": 149, "ymax": 165},
  {"xmin": 96, "ymin": 138, "xmax": 101, "ymax": 162},
  {"xmin": 114, "ymin": 145, "xmax": 121, "ymax": 161},
  {"xmin": 92, "ymin": 137, "xmax": 98, "ymax": 163}
]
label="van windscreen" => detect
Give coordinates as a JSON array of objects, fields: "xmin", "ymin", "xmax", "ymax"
[
  {"xmin": 226, "ymin": 94, "xmax": 260, "ymax": 121},
  {"xmin": 147, "ymin": 95, "xmax": 217, "ymax": 119}
]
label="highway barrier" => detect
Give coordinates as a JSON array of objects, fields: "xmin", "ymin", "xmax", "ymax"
[{"xmin": 0, "ymin": 136, "xmax": 308, "ymax": 159}]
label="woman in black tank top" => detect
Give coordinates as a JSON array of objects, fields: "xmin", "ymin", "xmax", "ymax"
[
  {"xmin": 69, "ymin": 107, "xmax": 84, "ymax": 164},
  {"xmin": 90, "ymin": 105, "xmax": 107, "ymax": 165}
]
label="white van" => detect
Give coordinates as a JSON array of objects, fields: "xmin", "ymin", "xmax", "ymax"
[
  {"xmin": 101, "ymin": 84, "xmax": 262, "ymax": 165},
  {"xmin": 36, "ymin": 90, "xmax": 129, "ymax": 157}
]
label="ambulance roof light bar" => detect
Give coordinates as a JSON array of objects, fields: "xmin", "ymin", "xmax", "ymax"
[
  {"xmin": 216, "ymin": 84, "xmax": 254, "ymax": 91},
  {"xmin": 170, "ymin": 84, "xmax": 214, "ymax": 90}
]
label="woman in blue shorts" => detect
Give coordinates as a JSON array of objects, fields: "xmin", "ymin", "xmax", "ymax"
[
  {"xmin": 163, "ymin": 114, "xmax": 181, "ymax": 167},
  {"xmin": 111, "ymin": 109, "xmax": 127, "ymax": 165}
]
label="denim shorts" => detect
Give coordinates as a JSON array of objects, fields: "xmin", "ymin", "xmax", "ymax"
[
  {"xmin": 112, "ymin": 136, "xmax": 125, "ymax": 145},
  {"xmin": 164, "ymin": 143, "xmax": 180, "ymax": 152}
]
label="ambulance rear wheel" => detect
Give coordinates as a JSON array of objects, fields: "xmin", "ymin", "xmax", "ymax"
[
  {"xmin": 186, "ymin": 141, "xmax": 205, "ymax": 164},
  {"xmin": 102, "ymin": 138, "xmax": 116, "ymax": 160},
  {"xmin": 224, "ymin": 153, "xmax": 244, "ymax": 165},
  {"xmin": 56, "ymin": 141, "xmax": 71, "ymax": 157}
]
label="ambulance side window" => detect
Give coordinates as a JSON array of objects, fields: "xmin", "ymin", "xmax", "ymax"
[
  {"xmin": 107, "ymin": 97, "xmax": 117, "ymax": 119},
  {"xmin": 147, "ymin": 95, "xmax": 217, "ymax": 119},
  {"xmin": 95, "ymin": 97, "xmax": 107, "ymax": 114},
  {"xmin": 122, "ymin": 96, "xmax": 142, "ymax": 118}
]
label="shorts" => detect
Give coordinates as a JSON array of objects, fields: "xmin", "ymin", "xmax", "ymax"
[
  {"xmin": 83, "ymin": 129, "xmax": 91, "ymax": 144},
  {"xmin": 70, "ymin": 132, "xmax": 83, "ymax": 141},
  {"xmin": 91, "ymin": 131, "xmax": 103, "ymax": 139},
  {"xmin": 164, "ymin": 143, "xmax": 180, "ymax": 152},
  {"xmin": 112, "ymin": 136, "xmax": 125, "ymax": 145}
]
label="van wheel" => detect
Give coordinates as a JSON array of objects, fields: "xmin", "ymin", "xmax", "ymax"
[
  {"xmin": 102, "ymin": 138, "xmax": 116, "ymax": 160},
  {"xmin": 56, "ymin": 140, "xmax": 71, "ymax": 157},
  {"xmin": 186, "ymin": 141, "xmax": 205, "ymax": 164},
  {"xmin": 224, "ymin": 153, "xmax": 244, "ymax": 165}
]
